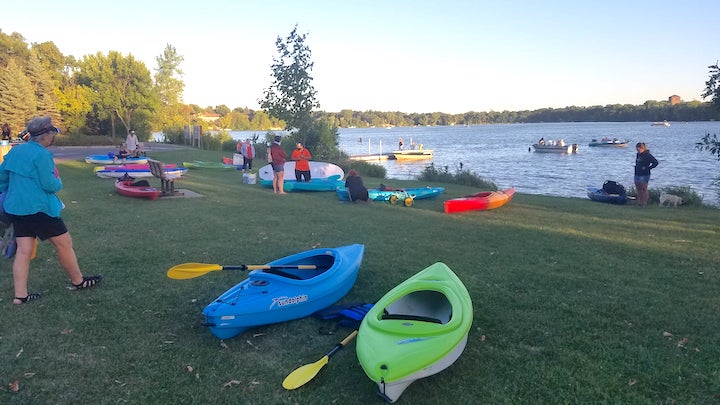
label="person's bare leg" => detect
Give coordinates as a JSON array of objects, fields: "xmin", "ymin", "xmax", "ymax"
[
  {"xmin": 278, "ymin": 171, "xmax": 286, "ymax": 194},
  {"xmin": 12, "ymin": 237, "xmax": 35, "ymax": 304},
  {"xmin": 48, "ymin": 232, "xmax": 83, "ymax": 285}
]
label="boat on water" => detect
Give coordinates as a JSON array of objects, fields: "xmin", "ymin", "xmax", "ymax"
[
  {"xmin": 202, "ymin": 244, "xmax": 364, "ymax": 340},
  {"xmin": 392, "ymin": 149, "xmax": 433, "ymax": 161},
  {"xmin": 587, "ymin": 180, "xmax": 627, "ymax": 205},
  {"xmin": 259, "ymin": 175, "xmax": 344, "ymax": 192},
  {"xmin": 336, "ymin": 186, "xmax": 445, "ymax": 203},
  {"xmin": 588, "ymin": 138, "xmax": 630, "ymax": 147},
  {"xmin": 356, "ymin": 262, "xmax": 472, "ymax": 403},
  {"xmin": 114, "ymin": 180, "xmax": 162, "ymax": 200},
  {"xmin": 444, "ymin": 187, "xmax": 515, "ymax": 214},
  {"xmin": 85, "ymin": 154, "xmax": 148, "ymax": 165},
  {"xmin": 532, "ymin": 141, "xmax": 578, "ymax": 153},
  {"xmin": 651, "ymin": 121, "xmax": 670, "ymax": 127}
]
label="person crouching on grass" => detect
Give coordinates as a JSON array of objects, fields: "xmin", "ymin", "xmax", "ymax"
[{"xmin": 0, "ymin": 116, "xmax": 102, "ymax": 305}]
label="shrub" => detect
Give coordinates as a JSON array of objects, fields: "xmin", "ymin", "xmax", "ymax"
[
  {"xmin": 334, "ymin": 158, "xmax": 387, "ymax": 179},
  {"xmin": 418, "ymin": 163, "xmax": 497, "ymax": 189},
  {"xmin": 627, "ymin": 185, "xmax": 704, "ymax": 206}
]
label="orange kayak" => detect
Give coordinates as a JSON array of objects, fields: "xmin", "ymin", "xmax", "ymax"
[{"xmin": 444, "ymin": 187, "xmax": 515, "ymax": 214}]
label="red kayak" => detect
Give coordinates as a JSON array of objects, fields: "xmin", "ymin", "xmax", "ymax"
[
  {"xmin": 99, "ymin": 163, "xmax": 177, "ymax": 171},
  {"xmin": 444, "ymin": 187, "xmax": 515, "ymax": 214},
  {"xmin": 115, "ymin": 180, "xmax": 162, "ymax": 200}
]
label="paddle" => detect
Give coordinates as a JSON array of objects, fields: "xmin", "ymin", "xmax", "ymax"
[
  {"xmin": 282, "ymin": 330, "xmax": 358, "ymax": 390},
  {"xmin": 167, "ymin": 263, "xmax": 317, "ymax": 280}
]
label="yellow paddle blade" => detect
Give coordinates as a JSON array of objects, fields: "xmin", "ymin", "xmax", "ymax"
[
  {"xmin": 166, "ymin": 263, "xmax": 223, "ymax": 279},
  {"xmin": 282, "ymin": 356, "xmax": 329, "ymax": 390}
]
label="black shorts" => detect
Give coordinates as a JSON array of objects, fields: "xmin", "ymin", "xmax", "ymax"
[{"xmin": 9, "ymin": 213, "xmax": 68, "ymax": 240}]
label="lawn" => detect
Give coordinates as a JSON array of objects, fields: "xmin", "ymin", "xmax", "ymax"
[{"xmin": 1, "ymin": 147, "xmax": 718, "ymax": 404}]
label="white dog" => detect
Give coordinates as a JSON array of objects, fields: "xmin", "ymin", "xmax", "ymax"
[{"xmin": 659, "ymin": 192, "xmax": 683, "ymax": 207}]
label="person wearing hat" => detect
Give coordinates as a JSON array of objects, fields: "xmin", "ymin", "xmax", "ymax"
[
  {"xmin": 126, "ymin": 129, "xmax": 142, "ymax": 157},
  {"xmin": 291, "ymin": 142, "xmax": 312, "ymax": 182},
  {"xmin": 0, "ymin": 116, "xmax": 102, "ymax": 304},
  {"xmin": 269, "ymin": 135, "xmax": 287, "ymax": 194}
]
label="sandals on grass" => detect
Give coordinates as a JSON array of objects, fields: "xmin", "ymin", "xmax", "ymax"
[
  {"xmin": 13, "ymin": 292, "xmax": 41, "ymax": 305},
  {"xmin": 71, "ymin": 275, "xmax": 103, "ymax": 290}
]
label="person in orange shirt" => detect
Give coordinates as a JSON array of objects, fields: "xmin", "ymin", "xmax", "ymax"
[{"xmin": 291, "ymin": 142, "xmax": 312, "ymax": 182}]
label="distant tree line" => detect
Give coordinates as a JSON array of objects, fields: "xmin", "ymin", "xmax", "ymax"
[{"xmin": 2, "ymin": 26, "xmax": 720, "ymax": 147}]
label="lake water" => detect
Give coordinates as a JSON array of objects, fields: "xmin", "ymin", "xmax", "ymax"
[{"xmin": 231, "ymin": 122, "xmax": 720, "ymax": 204}]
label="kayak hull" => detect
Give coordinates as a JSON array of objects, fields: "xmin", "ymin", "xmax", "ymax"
[
  {"xmin": 444, "ymin": 187, "xmax": 515, "ymax": 213},
  {"xmin": 114, "ymin": 180, "xmax": 162, "ymax": 200},
  {"xmin": 202, "ymin": 244, "xmax": 364, "ymax": 340},
  {"xmin": 356, "ymin": 262, "xmax": 472, "ymax": 402}
]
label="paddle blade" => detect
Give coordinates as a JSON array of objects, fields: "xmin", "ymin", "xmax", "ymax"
[
  {"xmin": 282, "ymin": 356, "xmax": 329, "ymax": 390},
  {"xmin": 166, "ymin": 263, "xmax": 223, "ymax": 279}
]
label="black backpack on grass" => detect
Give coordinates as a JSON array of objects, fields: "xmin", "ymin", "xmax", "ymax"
[{"xmin": 602, "ymin": 180, "xmax": 626, "ymax": 196}]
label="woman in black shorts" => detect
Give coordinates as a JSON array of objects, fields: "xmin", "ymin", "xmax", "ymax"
[{"xmin": 0, "ymin": 116, "xmax": 102, "ymax": 305}]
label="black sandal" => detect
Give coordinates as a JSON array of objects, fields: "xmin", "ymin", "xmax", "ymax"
[
  {"xmin": 72, "ymin": 275, "xmax": 103, "ymax": 290},
  {"xmin": 14, "ymin": 292, "xmax": 41, "ymax": 304}
]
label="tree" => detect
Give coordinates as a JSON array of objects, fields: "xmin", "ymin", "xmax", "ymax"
[
  {"xmin": 702, "ymin": 61, "xmax": 720, "ymax": 111},
  {"xmin": 0, "ymin": 59, "xmax": 36, "ymax": 133},
  {"xmin": 77, "ymin": 51, "xmax": 157, "ymax": 138},
  {"xmin": 260, "ymin": 25, "xmax": 319, "ymax": 135},
  {"xmin": 153, "ymin": 44, "xmax": 186, "ymax": 135}
]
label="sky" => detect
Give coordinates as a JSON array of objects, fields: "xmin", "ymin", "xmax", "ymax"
[{"xmin": 2, "ymin": 0, "xmax": 719, "ymax": 114}]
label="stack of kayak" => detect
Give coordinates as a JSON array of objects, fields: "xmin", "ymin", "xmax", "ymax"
[
  {"xmin": 356, "ymin": 262, "xmax": 473, "ymax": 402},
  {"xmin": 95, "ymin": 164, "xmax": 187, "ymax": 179},
  {"xmin": 85, "ymin": 154, "xmax": 148, "ymax": 165},
  {"xmin": 444, "ymin": 187, "xmax": 515, "ymax": 213},
  {"xmin": 258, "ymin": 161, "xmax": 345, "ymax": 182},
  {"xmin": 199, "ymin": 244, "xmax": 365, "ymax": 340},
  {"xmin": 259, "ymin": 175, "xmax": 344, "ymax": 192}
]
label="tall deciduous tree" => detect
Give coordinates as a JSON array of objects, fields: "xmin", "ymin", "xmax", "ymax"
[
  {"xmin": 77, "ymin": 51, "xmax": 157, "ymax": 138},
  {"xmin": 702, "ymin": 61, "xmax": 720, "ymax": 111},
  {"xmin": 260, "ymin": 25, "xmax": 319, "ymax": 136}
]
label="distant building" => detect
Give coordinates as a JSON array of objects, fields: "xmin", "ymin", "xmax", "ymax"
[
  {"xmin": 197, "ymin": 113, "xmax": 221, "ymax": 123},
  {"xmin": 668, "ymin": 95, "xmax": 681, "ymax": 105}
]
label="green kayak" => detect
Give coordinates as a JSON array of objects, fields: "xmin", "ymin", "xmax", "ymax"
[
  {"xmin": 182, "ymin": 161, "xmax": 235, "ymax": 170},
  {"xmin": 356, "ymin": 262, "xmax": 473, "ymax": 402}
]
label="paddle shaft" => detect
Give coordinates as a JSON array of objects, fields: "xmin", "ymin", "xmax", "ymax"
[
  {"xmin": 167, "ymin": 263, "xmax": 317, "ymax": 280},
  {"xmin": 327, "ymin": 330, "xmax": 358, "ymax": 358}
]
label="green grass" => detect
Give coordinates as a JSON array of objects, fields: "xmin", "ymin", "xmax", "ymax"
[{"xmin": 1, "ymin": 148, "xmax": 719, "ymax": 404}]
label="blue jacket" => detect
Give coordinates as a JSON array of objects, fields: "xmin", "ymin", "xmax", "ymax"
[
  {"xmin": 0, "ymin": 142, "xmax": 63, "ymax": 217},
  {"xmin": 634, "ymin": 150, "xmax": 659, "ymax": 176}
]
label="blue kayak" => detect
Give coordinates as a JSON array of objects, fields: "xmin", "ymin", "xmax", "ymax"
[
  {"xmin": 202, "ymin": 244, "xmax": 365, "ymax": 339},
  {"xmin": 259, "ymin": 175, "xmax": 344, "ymax": 192},
  {"xmin": 85, "ymin": 154, "xmax": 148, "ymax": 164},
  {"xmin": 587, "ymin": 187, "xmax": 627, "ymax": 205},
  {"xmin": 336, "ymin": 186, "xmax": 445, "ymax": 202}
]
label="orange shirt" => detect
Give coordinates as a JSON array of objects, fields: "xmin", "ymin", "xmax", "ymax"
[{"xmin": 291, "ymin": 148, "xmax": 312, "ymax": 171}]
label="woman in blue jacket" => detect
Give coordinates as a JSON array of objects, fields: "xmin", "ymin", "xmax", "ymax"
[
  {"xmin": 0, "ymin": 116, "xmax": 102, "ymax": 304},
  {"xmin": 634, "ymin": 142, "xmax": 659, "ymax": 208}
]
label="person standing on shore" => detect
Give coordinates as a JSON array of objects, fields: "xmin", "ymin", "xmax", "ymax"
[
  {"xmin": 634, "ymin": 142, "xmax": 659, "ymax": 208},
  {"xmin": 240, "ymin": 138, "xmax": 255, "ymax": 172},
  {"xmin": 291, "ymin": 142, "xmax": 312, "ymax": 182},
  {"xmin": 0, "ymin": 116, "xmax": 102, "ymax": 304},
  {"xmin": 270, "ymin": 135, "xmax": 287, "ymax": 194}
]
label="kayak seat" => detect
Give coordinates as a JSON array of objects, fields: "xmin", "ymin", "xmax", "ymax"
[
  {"xmin": 262, "ymin": 268, "xmax": 303, "ymax": 280},
  {"xmin": 148, "ymin": 159, "xmax": 183, "ymax": 196},
  {"xmin": 381, "ymin": 312, "xmax": 442, "ymax": 324}
]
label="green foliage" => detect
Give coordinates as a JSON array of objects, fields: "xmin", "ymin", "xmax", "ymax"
[
  {"xmin": 335, "ymin": 158, "xmax": 387, "ymax": 179},
  {"xmin": 153, "ymin": 44, "xmax": 186, "ymax": 134},
  {"xmin": 260, "ymin": 25, "xmax": 319, "ymax": 134},
  {"xmin": 696, "ymin": 132, "xmax": 720, "ymax": 203},
  {"xmin": 627, "ymin": 185, "xmax": 704, "ymax": 207},
  {"xmin": 418, "ymin": 162, "xmax": 498, "ymax": 189},
  {"xmin": 52, "ymin": 133, "xmax": 115, "ymax": 146},
  {"xmin": 292, "ymin": 120, "xmax": 339, "ymax": 161},
  {"xmin": 702, "ymin": 61, "xmax": 720, "ymax": 111},
  {"xmin": 0, "ymin": 59, "xmax": 36, "ymax": 131}
]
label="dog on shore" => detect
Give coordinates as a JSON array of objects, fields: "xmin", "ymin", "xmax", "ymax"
[{"xmin": 659, "ymin": 192, "xmax": 683, "ymax": 207}]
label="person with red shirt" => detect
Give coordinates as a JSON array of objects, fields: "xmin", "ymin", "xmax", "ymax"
[
  {"xmin": 270, "ymin": 136, "xmax": 287, "ymax": 194},
  {"xmin": 291, "ymin": 142, "xmax": 312, "ymax": 182}
]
